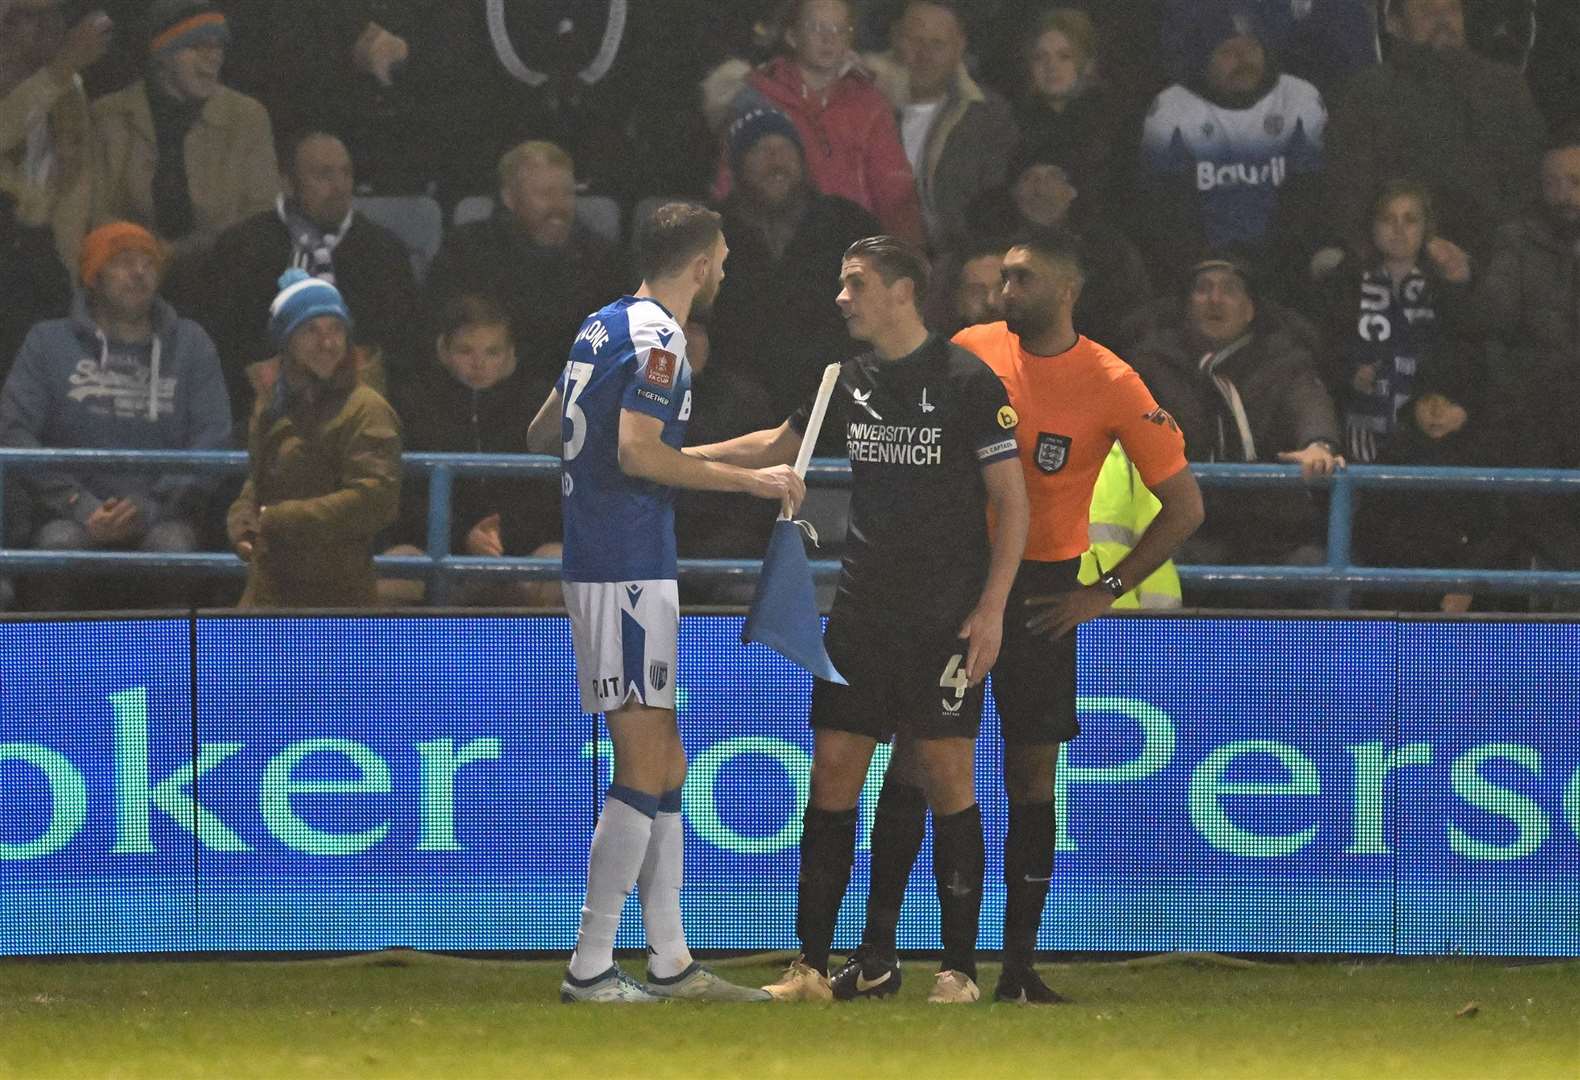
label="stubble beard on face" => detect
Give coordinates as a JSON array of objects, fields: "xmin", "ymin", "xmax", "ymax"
[
  {"xmin": 691, "ymin": 274, "xmax": 721, "ymax": 322},
  {"xmin": 1004, "ymin": 304, "xmax": 1052, "ymax": 341}
]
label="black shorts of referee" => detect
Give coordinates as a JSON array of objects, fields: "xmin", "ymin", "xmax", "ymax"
[{"xmin": 992, "ymin": 557, "xmax": 1081, "ymax": 745}]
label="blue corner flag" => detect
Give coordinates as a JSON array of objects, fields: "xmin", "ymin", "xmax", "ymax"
[{"xmin": 743, "ymin": 518, "xmax": 846, "ymax": 684}]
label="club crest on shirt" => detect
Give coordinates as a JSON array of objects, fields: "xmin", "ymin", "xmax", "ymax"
[
  {"xmin": 1036, "ymin": 432, "xmax": 1071, "ymax": 473},
  {"xmin": 645, "ymin": 348, "xmax": 677, "ymax": 388},
  {"xmin": 649, "ymin": 661, "xmax": 669, "ymax": 692},
  {"xmin": 851, "ymin": 387, "xmax": 883, "ymax": 420}
]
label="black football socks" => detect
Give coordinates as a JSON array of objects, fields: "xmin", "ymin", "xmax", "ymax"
[
  {"xmin": 797, "ymin": 804, "xmax": 858, "ymax": 975},
  {"xmin": 932, "ymin": 802, "xmax": 983, "ymax": 982},
  {"xmin": 1003, "ymin": 799, "xmax": 1056, "ymax": 972},
  {"xmin": 860, "ymin": 775, "xmax": 928, "ymax": 958}
]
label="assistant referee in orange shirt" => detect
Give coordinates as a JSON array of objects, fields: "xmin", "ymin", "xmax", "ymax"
[{"xmin": 842, "ymin": 229, "xmax": 1204, "ymax": 1005}]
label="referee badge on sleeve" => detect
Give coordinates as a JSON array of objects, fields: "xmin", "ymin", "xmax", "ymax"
[{"xmin": 1036, "ymin": 432, "xmax": 1071, "ymax": 473}]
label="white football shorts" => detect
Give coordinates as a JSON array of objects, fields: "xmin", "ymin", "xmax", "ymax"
[{"xmin": 564, "ymin": 578, "xmax": 680, "ymax": 714}]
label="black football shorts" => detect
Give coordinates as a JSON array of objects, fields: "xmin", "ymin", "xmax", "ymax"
[
  {"xmin": 811, "ymin": 615, "xmax": 985, "ymax": 742},
  {"xmin": 991, "ymin": 558, "xmax": 1082, "ymax": 746}
]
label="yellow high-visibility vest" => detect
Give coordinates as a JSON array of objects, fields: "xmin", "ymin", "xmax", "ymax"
[{"xmin": 1076, "ymin": 444, "xmax": 1183, "ymax": 609}]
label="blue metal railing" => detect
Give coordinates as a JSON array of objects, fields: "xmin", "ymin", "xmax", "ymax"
[{"xmin": 1, "ymin": 448, "xmax": 1577, "ymax": 609}]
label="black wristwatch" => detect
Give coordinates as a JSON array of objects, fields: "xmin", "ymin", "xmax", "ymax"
[{"xmin": 1098, "ymin": 571, "xmax": 1126, "ymax": 599}]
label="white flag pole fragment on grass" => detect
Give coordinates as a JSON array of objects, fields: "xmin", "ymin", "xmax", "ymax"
[{"xmin": 742, "ymin": 363, "xmax": 847, "ymax": 684}]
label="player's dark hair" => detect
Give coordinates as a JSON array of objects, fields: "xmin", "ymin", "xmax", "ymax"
[
  {"xmin": 635, "ymin": 201, "xmax": 724, "ymax": 283},
  {"xmin": 1009, "ymin": 226, "xmax": 1086, "ymax": 285},
  {"xmin": 435, "ymin": 292, "xmax": 512, "ymax": 343},
  {"xmin": 844, "ymin": 235, "xmax": 930, "ymax": 301}
]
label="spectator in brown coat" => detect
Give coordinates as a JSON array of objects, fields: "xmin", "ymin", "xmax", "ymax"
[{"xmin": 228, "ymin": 269, "xmax": 400, "ymax": 608}]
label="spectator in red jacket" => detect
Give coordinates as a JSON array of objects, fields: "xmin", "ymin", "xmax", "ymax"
[{"xmin": 707, "ymin": 0, "xmax": 923, "ymax": 245}]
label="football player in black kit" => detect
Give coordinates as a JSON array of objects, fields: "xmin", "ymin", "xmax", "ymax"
[{"xmin": 684, "ymin": 236, "xmax": 1030, "ymax": 1003}]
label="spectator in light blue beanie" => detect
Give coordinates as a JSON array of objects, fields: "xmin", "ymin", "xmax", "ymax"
[
  {"xmin": 261, "ymin": 268, "xmax": 357, "ymax": 423},
  {"xmin": 268, "ymin": 267, "xmax": 352, "ymax": 352}
]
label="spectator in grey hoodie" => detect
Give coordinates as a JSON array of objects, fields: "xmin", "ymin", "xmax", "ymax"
[{"xmin": 0, "ymin": 219, "xmax": 230, "ymax": 608}]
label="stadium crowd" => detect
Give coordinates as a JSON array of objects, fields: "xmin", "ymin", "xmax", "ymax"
[{"xmin": 2, "ymin": 0, "xmax": 1578, "ymax": 613}]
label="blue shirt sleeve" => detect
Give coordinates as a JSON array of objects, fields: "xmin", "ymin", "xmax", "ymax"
[{"xmin": 620, "ymin": 345, "xmax": 684, "ymax": 422}]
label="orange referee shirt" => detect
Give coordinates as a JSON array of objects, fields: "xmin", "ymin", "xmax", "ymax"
[{"xmin": 952, "ymin": 324, "xmax": 1189, "ymax": 562}]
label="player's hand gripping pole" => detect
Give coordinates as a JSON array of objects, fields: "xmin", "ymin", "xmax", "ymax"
[{"xmin": 743, "ymin": 363, "xmax": 847, "ymax": 683}]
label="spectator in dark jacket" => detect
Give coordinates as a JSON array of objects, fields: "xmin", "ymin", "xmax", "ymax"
[
  {"xmin": 1473, "ymin": 130, "xmax": 1580, "ymax": 470},
  {"xmin": 0, "ymin": 220, "xmax": 230, "ymax": 609},
  {"xmin": 964, "ymin": 140, "xmax": 1151, "ymax": 346},
  {"xmin": 0, "ymin": 190, "xmax": 71, "ymax": 384},
  {"xmin": 1472, "ymin": 129, "xmax": 1580, "ymax": 581},
  {"xmin": 1129, "ymin": 255, "xmax": 1341, "ymax": 590},
  {"xmin": 1315, "ymin": 179, "xmax": 1474, "ymax": 462},
  {"xmin": 1011, "ymin": 9, "xmax": 1127, "ymax": 220},
  {"xmin": 381, "ymin": 293, "xmax": 561, "ymax": 608},
  {"xmin": 426, "ymin": 140, "xmax": 621, "ymax": 405},
  {"xmin": 972, "ymin": 0, "xmax": 1165, "ymax": 123},
  {"xmin": 707, "ymin": 106, "xmax": 880, "ymax": 438},
  {"xmin": 1323, "ymin": 0, "xmax": 1547, "ymax": 265},
  {"xmin": 196, "ymin": 131, "xmax": 420, "ymax": 425},
  {"xmin": 1353, "ymin": 348, "xmax": 1513, "ymax": 612}
]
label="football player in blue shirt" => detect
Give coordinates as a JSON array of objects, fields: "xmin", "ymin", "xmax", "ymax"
[{"xmin": 527, "ymin": 202, "xmax": 805, "ymax": 1003}]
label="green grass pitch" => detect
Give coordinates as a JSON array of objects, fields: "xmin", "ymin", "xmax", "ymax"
[{"xmin": 2, "ymin": 952, "xmax": 1577, "ymax": 1079}]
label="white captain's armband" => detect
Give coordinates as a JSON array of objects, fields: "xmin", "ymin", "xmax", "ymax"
[{"xmin": 976, "ymin": 438, "xmax": 1018, "ymax": 461}]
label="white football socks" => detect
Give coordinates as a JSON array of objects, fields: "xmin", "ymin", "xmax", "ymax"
[
  {"xmin": 568, "ymin": 792, "xmax": 655, "ymax": 980},
  {"xmin": 638, "ymin": 804, "xmax": 693, "ymax": 980}
]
